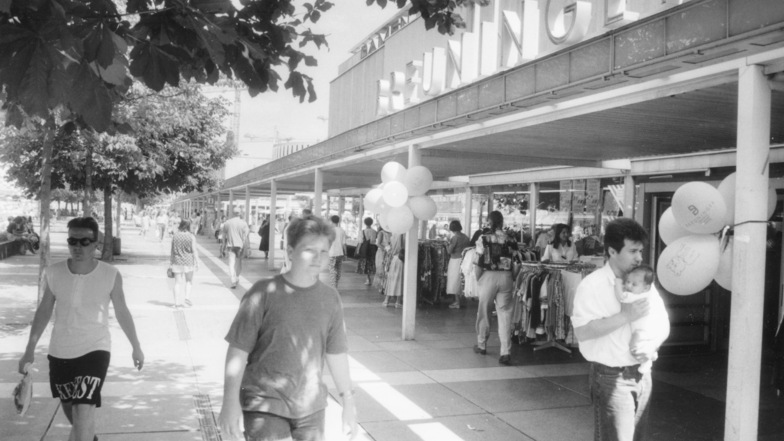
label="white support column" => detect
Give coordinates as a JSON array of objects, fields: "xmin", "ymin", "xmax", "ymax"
[
  {"xmin": 622, "ymin": 174, "xmax": 635, "ymax": 218},
  {"xmin": 403, "ymin": 145, "xmax": 421, "ymax": 340},
  {"xmin": 357, "ymin": 196, "xmax": 364, "ymax": 239},
  {"xmin": 268, "ymin": 180, "xmax": 278, "ymax": 271},
  {"xmin": 314, "ymin": 168, "xmax": 323, "ymax": 217},
  {"xmin": 724, "ymin": 64, "xmax": 771, "ymax": 441},
  {"xmin": 529, "ymin": 182, "xmax": 539, "ymax": 241},
  {"xmin": 463, "ymin": 187, "xmax": 473, "ymax": 235},
  {"xmin": 245, "ymin": 187, "xmax": 251, "ymax": 225},
  {"xmin": 228, "ymin": 189, "xmax": 235, "ymax": 216},
  {"xmin": 338, "ymin": 197, "xmax": 345, "ymax": 223}
]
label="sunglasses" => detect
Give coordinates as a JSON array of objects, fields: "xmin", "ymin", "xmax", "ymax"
[{"xmin": 67, "ymin": 237, "xmax": 97, "ymax": 247}]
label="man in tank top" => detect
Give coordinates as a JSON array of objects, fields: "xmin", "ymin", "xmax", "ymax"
[{"xmin": 18, "ymin": 217, "xmax": 144, "ymax": 441}]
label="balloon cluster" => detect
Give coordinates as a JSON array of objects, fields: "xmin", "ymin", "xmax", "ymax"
[
  {"xmin": 656, "ymin": 173, "xmax": 775, "ymax": 295},
  {"xmin": 363, "ymin": 161, "xmax": 437, "ymax": 234}
]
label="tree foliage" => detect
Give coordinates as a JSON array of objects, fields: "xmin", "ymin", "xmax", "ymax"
[
  {"xmin": 0, "ymin": 83, "xmax": 233, "ymax": 199},
  {"xmin": 0, "ymin": 0, "xmax": 476, "ymax": 133}
]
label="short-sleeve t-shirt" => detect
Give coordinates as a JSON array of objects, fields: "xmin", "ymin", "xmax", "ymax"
[{"xmin": 224, "ymin": 275, "xmax": 349, "ymax": 418}]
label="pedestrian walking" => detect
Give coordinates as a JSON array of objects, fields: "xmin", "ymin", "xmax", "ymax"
[
  {"xmin": 169, "ymin": 219, "xmax": 199, "ymax": 308},
  {"xmin": 355, "ymin": 217, "xmax": 377, "ymax": 285},
  {"xmin": 572, "ymin": 218, "xmax": 670, "ymax": 441},
  {"xmin": 222, "ymin": 210, "xmax": 250, "ymax": 289},
  {"xmin": 446, "ymin": 220, "xmax": 470, "ymax": 309},
  {"xmin": 372, "ymin": 226, "xmax": 391, "ymax": 293},
  {"xmin": 219, "ymin": 215, "xmax": 357, "ymax": 441},
  {"xmin": 472, "ymin": 210, "xmax": 519, "ymax": 365},
  {"xmin": 258, "ymin": 216, "xmax": 270, "ymax": 259},
  {"xmin": 381, "ymin": 234, "xmax": 404, "ymax": 308},
  {"xmin": 17, "ymin": 216, "xmax": 144, "ymax": 441},
  {"xmin": 155, "ymin": 210, "xmax": 168, "ymax": 242},
  {"xmin": 327, "ymin": 215, "xmax": 347, "ymax": 289}
]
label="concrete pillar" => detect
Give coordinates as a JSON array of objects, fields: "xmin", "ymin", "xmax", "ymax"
[
  {"xmin": 314, "ymin": 168, "xmax": 323, "ymax": 217},
  {"xmin": 463, "ymin": 186, "xmax": 473, "ymax": 236},
  {"xmin": 245, "ymin": 187, "xmax": 251, "ymax": 225},
  {"xmin": 724, "ymin": 64, "xmax": 771, "ymax": 441},
  {"xmin": 228, "ymin": 189, "xmax": 235, "ymax": 216},
  {"xmin": 268, "ymin": 180, "xmax": 278, "ymax": 271},
  {"xmin": 403, "ymin": 145, "xmax": 421, "ymax": 340},
  {"xmin": 357, "ymin": 195, "xmax": 364, "ymax": 241},
  {"xmin": 622, "ymin": 174, "xmax": 635, "ymax": 218}
]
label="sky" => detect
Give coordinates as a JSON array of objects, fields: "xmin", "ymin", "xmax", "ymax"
[{"xmin": 212, "ymin": 0, "xmax": 401, "ymax": 172}]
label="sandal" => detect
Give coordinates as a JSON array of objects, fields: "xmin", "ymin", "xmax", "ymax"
[
  {"xmin": 394, "ymin": 303, "xmax": 402, "ymax": 309},
  {"xmin": 381, "ymin": 300, "xmax": 389, "ymax": 307}
]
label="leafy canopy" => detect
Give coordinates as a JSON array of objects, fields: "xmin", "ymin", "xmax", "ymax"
[{"xmin": 0, "ymin": 0, "xmax": 478, "ymax": 133}]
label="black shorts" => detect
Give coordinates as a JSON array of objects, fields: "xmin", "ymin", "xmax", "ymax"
[{"xmin": 48, "ymin": 350, "xmax": 110, "ymax": 407}]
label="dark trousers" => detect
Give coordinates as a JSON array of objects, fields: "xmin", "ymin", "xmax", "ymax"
[{"xmin": 590, "ymin": 362, "xmax": 651, "ymax": 441}]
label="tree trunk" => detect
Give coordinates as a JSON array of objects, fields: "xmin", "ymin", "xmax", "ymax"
[
  {"xmin": 102, "ymin": 188, "xmax": 114, "ymax": 261},
  {"xmin": 83, "ymin": 140, "xmax": 94, "ymax": 217},
  {"xmin": 37, "ymin": 117, "xmax": 55, "ymax": 303}
]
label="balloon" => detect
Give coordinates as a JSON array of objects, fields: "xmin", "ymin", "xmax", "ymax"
[
  {"xmin": 657, "ymin": 235, "xmax": 721, "ymax": 296},
  {"xmin": 381, "ymin": 161, "xmax": 407, "ymax": 183},
  {"xmin": 658, "ymin": 207, "xmax": 691, "ymax": 245},
  {"xmin": 717, "ymin": 172, "xmax": 777, "ymax": 224},
  {"xmin": 378, "ymin": 207, "xmax": 391, "ymax": 231},
  {"xmin": 404, "ymin": 166, "xmax": 433, "ymax": 197},
  {"xmin": 408, "ymin": 195, "xmax": 437, "ymax": 220},
  {"xmin": 364, "ymin": 188, "xmax": 384, "ymax": 213},
  {"xmin": 717, "ymin": 173, "xmax": 736, "ymax": 225},
  {"xmin": 671, "ymin": 182, "xmax": 726, "ymax": 234},
  {"xmin": 382, "ymin": 181, "xmax": 409, "ymax": 207},
  {"xmin": 714, "ymin": 238, "xmax": 733, "ymax": 291},
  {"xmin": 387, "ymin": 205, "xmax": 414, "ymax": 234}
]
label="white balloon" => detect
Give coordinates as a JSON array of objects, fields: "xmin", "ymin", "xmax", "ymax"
[
  {"xmin": 717, "ymin": 173, "xmax": 736, "ymax": 225},
  {"xmin": 714, "ymin": 238, "xmax": 733, "ymax": 291},
  {"xmin": 378, "ymin": 206, "xmax": 391, "ymax": 231},
  {"xmin": 364, "ymin": 188, "xmax": 384, "ymax": 213},
  {"xmin": 387, "ymin": 205, "xmax": 414, "ymax": 234},
  {"xmin": 658, "ymin": 207, "xmax": 691, "ymax": 245},
  {"xmin": 381, "ymin": 161, "xmax": 407, "ymax": 183},
  {"xmin": 657, "ymin": 234, "xmax": 721, "ymax": 296},
  {"xmin": 408, "ymin": 195, "xmax": 437, "ymax": 220},
  {"xmin": 404, "ymin": 166, "xmax": 433, "ymax": 197},
  {"xmin": 671, "ymin": 181, "xmax": 727, "ymax": 234},
  {"xmin": 382, "ymin": 181, "xmax": 409, "ymax": 207}
]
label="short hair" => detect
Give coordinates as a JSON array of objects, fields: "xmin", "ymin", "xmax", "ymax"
[
  {"xmin": 287, "ymin": 215, "xmax": 336, "ymax": 248},
  {"xmin": 449, "ymin": 220, "xmax": 462, "ymax": 232},
  {"xmin": 363, "ymin": 217, "xmax": 374, "ymax": 227},
  {"xmin": 178, "ymin": 219, "xmax": 191, "ymax": 231},
  {"xmin": 628, "ymin": 264, "xmax": 655, "ymax": 285},
  {"xmin": 67, "ymin": 217, "xmax": 99, "ymax": 240},
  {"xmin": 330, "ymin": 215, "xmax": 340, "ymax": 224},
  {"xmin": 604, "ymin": 218, "xmax": 648, "ymax": 256},
  {"xmin": 488, "ymin": 211, "xmax": 504, "ymax": 231}
]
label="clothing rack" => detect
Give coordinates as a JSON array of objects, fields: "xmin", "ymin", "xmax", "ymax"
[
  {"xmin": 513, "ymin": 261, "xmax": 596, "ymax": 354},
  {"xmin": 417, "ymin": 240, "xmax": 450, "ymax": 304}
]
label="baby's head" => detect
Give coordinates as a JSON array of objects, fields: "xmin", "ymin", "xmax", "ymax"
[{"xmin": 624, "ymin": 264, "xmax": 654, "ymax": 294}]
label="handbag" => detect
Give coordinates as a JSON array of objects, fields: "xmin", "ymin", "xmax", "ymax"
[
  {"xmin": 356, "ymin": 238, "xmax": 368, "ymax": 258},
  {"xmin": 167, "ymin": 267, "xmax": 174, "ymax": 278}
]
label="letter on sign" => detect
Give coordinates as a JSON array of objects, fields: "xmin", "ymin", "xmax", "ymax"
[{"xmin": 545, "ymin": 0, "xmax": 592, "ymax": 45}]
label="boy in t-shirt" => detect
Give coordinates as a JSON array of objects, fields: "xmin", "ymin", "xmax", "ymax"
[
  {"xmin": 614, "ymin": 264, "xmax": 659, "ymax": 374},
  {"xmin": 218, "ymin": 215, "xmax": 357, "ymax": 441}
]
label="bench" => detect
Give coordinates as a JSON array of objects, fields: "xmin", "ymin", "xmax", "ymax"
[{"xmin": 0, "ymin": 240, "xmax": 23, "ymax": 260}]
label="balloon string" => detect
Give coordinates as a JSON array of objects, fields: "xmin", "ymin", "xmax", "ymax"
[{"xmin": 731, "ymin": 220, "xmax": 771, "ymax": 228}]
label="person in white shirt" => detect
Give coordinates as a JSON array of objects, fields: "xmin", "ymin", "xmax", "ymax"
[
  {"xmin": 541, "ymin": 223, "xmax": 578, "ymax": 262},
  {"xmin": 327, "ymin": 215, "xmax": 348, "ymax": 289},
  {"xmin": 572, "ymin": 218, "xmax": 670, "ymax": 441}
]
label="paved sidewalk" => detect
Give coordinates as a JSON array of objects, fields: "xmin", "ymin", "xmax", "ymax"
[{"xmin": 2, "ymin": 220, "xmax": 784, "ymax": 440}]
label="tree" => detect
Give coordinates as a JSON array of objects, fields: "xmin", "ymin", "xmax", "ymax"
[{"xmin": 0, "ymin": 83, "xmax": 232, "ymax": 260}]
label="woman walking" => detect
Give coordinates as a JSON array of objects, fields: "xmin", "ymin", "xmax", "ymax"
[
  {"xmin": 372, "ymin": 226, "xmax": 391, "ymax": 293},
  {"xmin": 169, "ymin": 220, "xmax": 199, "ymax": 308},
  {"xmin": 382, "ymin": 233, "xmax": 404, "ymax": 308},
  {"xmin": 257, "ymin": 216, "xmax": 270, "ymax": 259},
  {"xmin": 356, "ymin": 217, "xmax": 377, "ymax": 285},
  {"xmin": 446, "ymin": 220, "xmax": 470, "ymax": 309}
]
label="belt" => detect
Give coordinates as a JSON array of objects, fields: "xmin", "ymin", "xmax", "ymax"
[{"xmin": 591, "ymin": 362, "xmax": 640, "ymax": 375}]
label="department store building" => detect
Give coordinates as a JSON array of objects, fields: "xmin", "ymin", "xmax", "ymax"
[{"xmin": 176, "ymin": 1, "xmax": 784, "ymax": 437}]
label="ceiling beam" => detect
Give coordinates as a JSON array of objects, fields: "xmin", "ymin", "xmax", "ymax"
[{"xmin": 422, "ymin": 148, "xmax": 602, "ymax": 168}]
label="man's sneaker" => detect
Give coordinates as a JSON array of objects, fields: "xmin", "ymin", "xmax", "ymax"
[
  {"xmin": 473, "ymin": 345, "xmax": 486, "ymax": 355},
  {"xmin": 499, "ymin": 355, "xmax": 511, "ymax": 365}
]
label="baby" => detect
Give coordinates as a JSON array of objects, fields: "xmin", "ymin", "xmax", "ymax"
[{"xmin": 615, "ymin": 264, "xmax": 658, "ymax": 374}]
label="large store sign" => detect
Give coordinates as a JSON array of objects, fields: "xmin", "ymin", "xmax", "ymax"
[{"xmin": 377, "ymin": 0, "xmax": 685, "ymax": 116}]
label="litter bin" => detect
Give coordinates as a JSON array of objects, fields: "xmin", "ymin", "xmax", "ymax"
[{"xmin": 113, "ymin": 237, "xmax": 121, "ymax": 256}]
